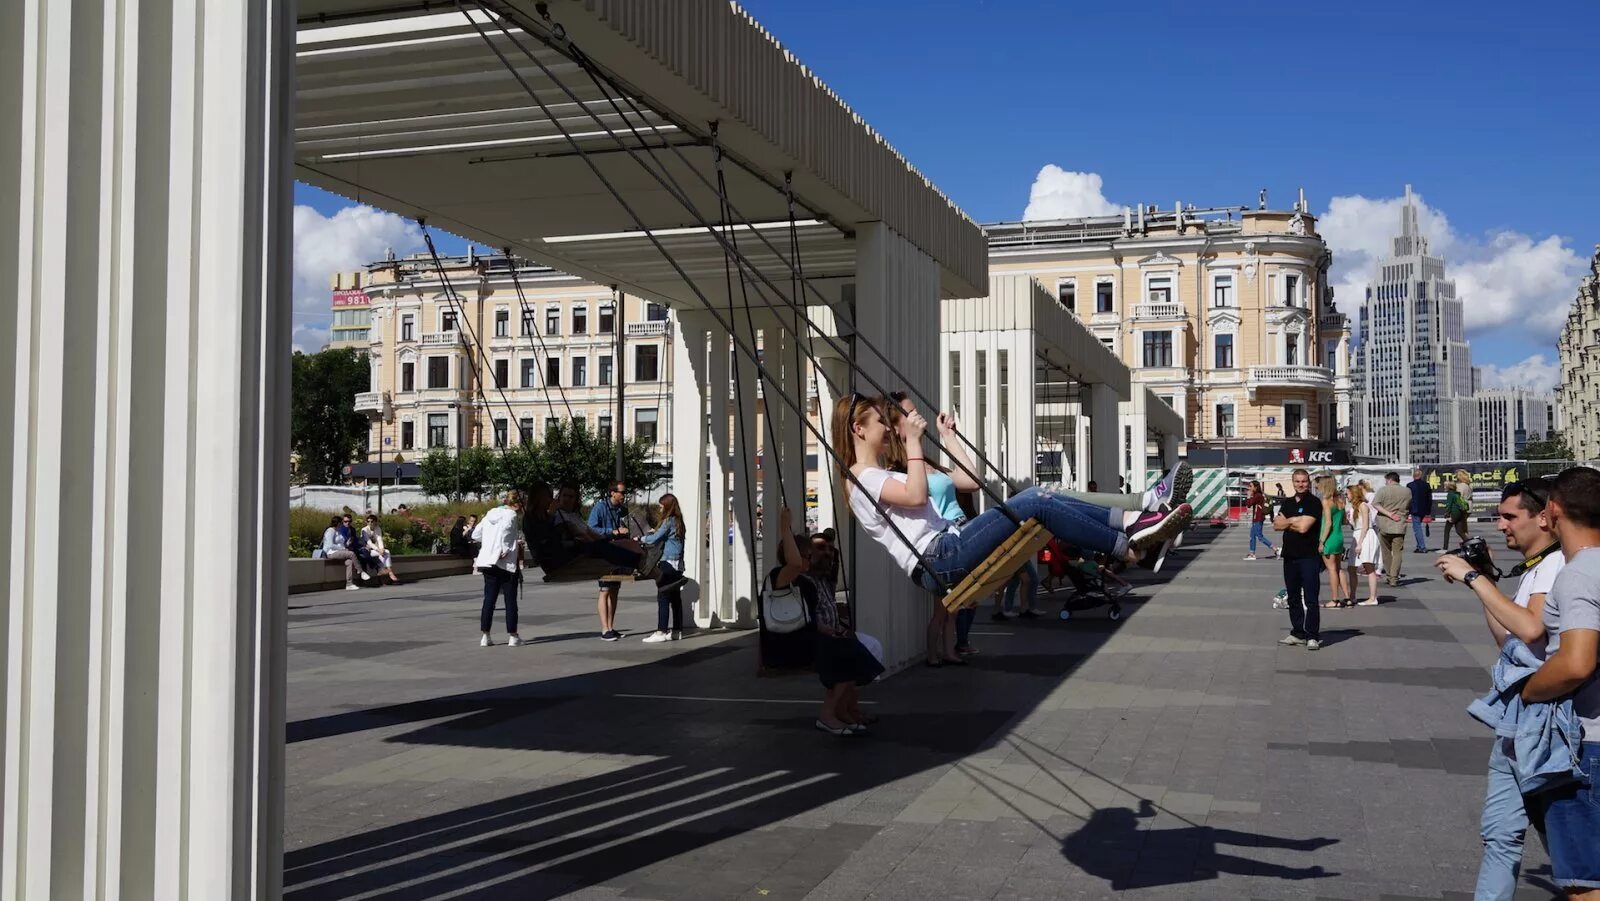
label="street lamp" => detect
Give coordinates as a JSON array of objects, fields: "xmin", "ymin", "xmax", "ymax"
[
  {"xmin": 367, "ymin": 391, "xmax": 395, "ymax": 515},
  {"xmin": 447, "ymin": 400, "xmax": 463, "ymax": 501}
]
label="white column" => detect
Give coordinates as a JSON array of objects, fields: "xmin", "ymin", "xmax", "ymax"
[
  {"xmin": 1008, "ymin": 332, "xmax": 1037, "ymax": 488},
  {"xmin": 730, "ymin": 315, "xmax": 759, "ymax": 627},
  {"xmin": 1120, "ymin": 393, "xmax": 1150, "ymax": 493},
  {"xmin": 851, "ymin": 222, "xmax": 940, "ymax": 673},
  {"xmin": 705, "ymin": 324, "xmax": 732, "ymax": 625},
  {"xmin": 758, "ymin": 321, "xmax": 783, "ymax": 565},
  {"xmin": 2, "ymin": 0, "xmax": 291, "ymax": 897},
  {"xmin": 777, "ymin": 326, "xmax": 806, "ymax": 533},
  {"xmin": 1084, "ymin": 382, "xmax": 1122, "ymax": 489},
  {"xmin": 1072, "ymin": 396, "xmax": 1092, "ymax": 490},
  {"xmin": 670, "ymin": 311, "xmax": 708, "ymax": 616}
]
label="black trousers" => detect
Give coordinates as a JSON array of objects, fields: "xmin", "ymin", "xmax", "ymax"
[
  {"xmin": 1283, "ymin": 555, "xmax": 1321, "ymax": 640},
  {"xmin": 480, "ymin": 566, "xmax": 518, "ymax": 634}
]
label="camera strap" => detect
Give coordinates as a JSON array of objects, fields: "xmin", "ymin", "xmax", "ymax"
[{"xmin": 1507, "ymin": 541, "xmax": 1561, "ymax": 579}]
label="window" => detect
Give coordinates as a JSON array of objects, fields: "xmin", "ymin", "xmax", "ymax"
[
  {"xmin": 1147, "ymin": 275, "xmax": 1172, "ymax": 305},
  {"xmin": 1285, "ymin": 334, "xmax": 1299, "ymax": 366},
  {"xmin": 572, "ymin": 305, "xmax": 588, "ymax": 335},
  {"xmin": 598, "ymin": 354, "xmax": 613, "ymax": 387},
  {"xmin": 427, "ymin": 413, "xmax": 448, "ymax": 448},
  {"xmin": 646, "ymin": 302, "xmax": 668, "ymax": 322},
  {"xmin": 1215, "ymin": 404, "xmax": 1235, "ymax": 438},
  {"xmin": 521, "ymin": 309, "xmax": 535, "ymax": 336},
  {"xmin": 518, "ymin": 417, "xmax": 534, "ymax": 445},
  {"xmin": 1056, "ymin": 278, "xmax": 1076, "ymax": 313},
  {"xmin": 441, "ymin": 308, "xmax": 457, "ymax": 333},
  {"xmin": 426, "ymin": 357, "xmax": 449, "ymax": 389},
  {"xmin": 493, "ymin": 418, "xmax": 508, "ymax": 449},
  {"xmin": 1096, "ymin": 281, "xmax": 1114, "ymax": 314},
  {"xmin": 493, "ymin": 359, "xmax": 508, "ymax": 389},
  {"xmin": 1212, "ymin": 274, "xmax": 1233, "ymax": 308},
  {"xmin": 572, "ymin": 356, "xmax": 587, "ymax": 387},
  {"xmin": 1284, "ymin": 273, "xmax": 1300, "ymax": 307},
  {"xmin": 400, "ymin": 315, "xmax": 415, "ymax": 342},
  {"xmin": 520, "ymin": 358, "xmax": 537, "ymax": 388},
  {"xmin": 1214, "ymin": 333, "xmax": 1234, "ymax": 369},
  {"xmin": 494, "ymin": 309, "xmax": 509, "ymax": 338},
  {"xmin": 635, "ymin": 408, "xmax": 659, "ymax": 444},
  {"xmin": 1099, "ymin": 336, "xmax": 1114, "ymax": 352},
  {"xmin": 1141, "ymin": 330, "xmax": 1173, "ymax": 368},
  {"xmin": 545, "ymin": 416, "xmax": 559, "ymax": 434},
  {"xmin": 598, "ymin": 414, "xmax": 613, "ymax": 442},
  {"xmin": 948, "ymin": 351, "xmax": 961, "ymax": 419},
  {"xmin": 1283, "ymin": 402, "xmax": 1305, "ymax": 439},
  {"xmin": 545, "ymin": 305, "xmax": 560, "ymax": 336},
  {"xmin": 599, "ymin": 303, "xmax": 615, "ymax": 334},
  {"xmin": 401, "ymin": 421, "xmax": 415, "ymax": 450},
  {"xmin": 635, "ymin": 345, "xmax": 660, "ymax": 381},
  {"xmin": 401, "ymin": 361, "xmax": 415, "ymax": 392},
  {"xmin": 546, "ymin": 357, "xmax": 561, "ymax": 387}
]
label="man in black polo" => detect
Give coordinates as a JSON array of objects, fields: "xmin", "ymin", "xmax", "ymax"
[{"xmin": 1274, "ymin": 467, "xmax": 1324, "ymax": 650}]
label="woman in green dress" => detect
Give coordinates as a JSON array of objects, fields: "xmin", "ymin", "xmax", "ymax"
[{"xmin": 1318, "ymin": 478, "xmax": 1355, "ymax": 608}]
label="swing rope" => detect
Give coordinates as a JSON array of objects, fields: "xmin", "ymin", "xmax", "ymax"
[{"xmin": 501, "ymin": 250, "xmax": 578, "ymax": 428}]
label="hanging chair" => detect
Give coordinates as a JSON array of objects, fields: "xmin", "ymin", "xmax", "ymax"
[{"xmin": 937, "ymin": 519, "xmax": 1051, "ymax": 613}]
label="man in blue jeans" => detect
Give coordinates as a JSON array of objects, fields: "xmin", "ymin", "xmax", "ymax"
[
  {"xmin": 1274, "ymin": 468, "xmax": 1323, "ymax": 650},
  {"xmin": 1408, "ymin": 468, "xmax": 1434, "ymax": 553},
  {"xmin": 1520, "ymin": 467, "xmax": 1600, "ymax": 899}
]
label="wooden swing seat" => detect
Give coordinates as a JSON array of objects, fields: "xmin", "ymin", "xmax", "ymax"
[
  {"xmin": 541, "ymin": 558, "xmax": 641, "ymax": 583},
  {"xmin": 939, "ymin": 518, "xmax": 1051, "ymax": 612}
]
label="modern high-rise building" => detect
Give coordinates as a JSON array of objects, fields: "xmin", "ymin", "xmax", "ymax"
[
  {"xmin": 1476, "ymin": 388, "xmax": 1560, "ymax": 460},
  {"xmin": 1558, "ymin": 245, "xmax": 1600, "ymax": 460},
  {"xmin": 1351, "ymin": 185, "xmax": 1476, "ymax": 463}
]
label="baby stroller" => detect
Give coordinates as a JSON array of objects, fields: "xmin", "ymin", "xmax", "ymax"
[{"xmin": 1043, "ymin": 541, "xmax": 1132, "ymax": 622}]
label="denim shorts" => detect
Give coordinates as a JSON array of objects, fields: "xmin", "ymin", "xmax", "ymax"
[{"xmin": 1529, "ymin": 742, "xmax": 1600, "ymax": 890}]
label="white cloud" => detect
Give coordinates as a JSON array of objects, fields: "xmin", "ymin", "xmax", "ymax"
[
  {"xmin": 1021, "ymin": 166, "xmax": 1123, "ymax": 221},
  {"xmin": 1477, "ymin": 354, "xmax": 1561, "ymax": 394},
  {"xmin": 291, "ymin": 203, "xmax": 423, "ymax": 352},
  {"xmin": 1318, "ymin": 189, "xmax": 1585, "ymax": 343}
]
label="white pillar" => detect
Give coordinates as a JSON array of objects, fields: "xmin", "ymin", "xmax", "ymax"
[
  {"xmin": 777, "ymin": 326, "xmax": 806, "ymax": 533},
  {"xmin": 729, "ymin": 316, "xmax": 759, "ymax": 627},
  {"xmin": 670, "ymin": 311, "xmax": 708, "ymax": 617},
  {"xmin": 759, "ymin": 321, "xmax": 783, "ymax": 564},
  {"xmin": 705, "ymin": 324, "xmax": 732, "ymax": 625},
  {"xmin": 1084, "ymin": 382, "xmax": 1122, "ymax": 490},
  {"xmin": 851, "ymin": 222, "xmax": 940, "ymax": 673},
  {"xmin": 1120, "ymin": 393, "xmax": 1150, "ymax": 493},
  {"xmin": 2, "ymin": 0, "xmax": 291, "ymax": 896}
]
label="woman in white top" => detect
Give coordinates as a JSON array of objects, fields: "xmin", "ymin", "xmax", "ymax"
[
  {"xmin": 1348, "ymin": 483, "xmax": 1380, "ymax": 606},
  {"xmin": 360, "ymin": 514, "xmax": 402, "ymax": 584},
  {"xmin": 832, "ymin": 395, "xmax": 1192, "ymax": 599},
  {"xmin": 473, "ymin": 490, "xmax": 528, "ymax": 647}
]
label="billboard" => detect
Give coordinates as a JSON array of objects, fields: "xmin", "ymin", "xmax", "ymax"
[{"xmin": 331, "ymin": 289, "xmax": 368, "ymax": 308}]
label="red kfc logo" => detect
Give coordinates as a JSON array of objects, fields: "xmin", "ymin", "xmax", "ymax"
[{"xmin": 1288, "ymin": 448, "xmax": 1306, "ymax": 464}]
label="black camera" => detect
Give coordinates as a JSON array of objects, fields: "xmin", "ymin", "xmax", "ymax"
[{"xmin": 1446, "ymin": 536, "xmax": 1501, "ymax": 580}]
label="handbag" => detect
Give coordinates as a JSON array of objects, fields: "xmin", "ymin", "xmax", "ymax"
[{"xmin": 761, "ymin": 573, "xmax": 811, "ymax": 634}]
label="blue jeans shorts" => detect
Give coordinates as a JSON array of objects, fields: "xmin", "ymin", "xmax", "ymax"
[{"xmin": 1528, "ymin": 741, "xmax": 1600, "ymax": 890}]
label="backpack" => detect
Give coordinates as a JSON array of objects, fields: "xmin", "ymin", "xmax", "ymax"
[{"xmin": 761, "ymin": 570, "xmax": 812, "ymax": 634}]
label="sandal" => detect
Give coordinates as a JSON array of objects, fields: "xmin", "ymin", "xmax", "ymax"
[{"xmin": 814, "ymin": 719, "xmax": 853, "ymax": 736}]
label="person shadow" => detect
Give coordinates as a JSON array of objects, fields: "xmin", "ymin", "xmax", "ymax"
[{"xmin": 1061, "ymin": 799, "xmax": 1338, "ymax": 890}]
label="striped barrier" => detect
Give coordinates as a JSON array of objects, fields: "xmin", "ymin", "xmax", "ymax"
[{"xmin": 1148, "ymin": 467, "xmax": 1231, "ymax": 519}]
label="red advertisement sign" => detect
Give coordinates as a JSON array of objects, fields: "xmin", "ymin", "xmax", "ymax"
[{"xmin": 331, "ymin": 289, "xmax": 368, "ymax": 308}]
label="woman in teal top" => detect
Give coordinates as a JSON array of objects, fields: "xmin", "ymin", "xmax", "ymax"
[
  {"xmin": 926, "ymin": 469, "xmax": 967, "ymax": 525},
  {"xmin": 1319, "ymin": 481, "xmax": 1354, "ymax": 608}
]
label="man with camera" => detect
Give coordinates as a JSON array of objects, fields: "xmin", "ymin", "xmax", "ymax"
[
  {"xmin": 1436, "ymin": 478, "xmax": 1563, "ymax": 900},
  {"xmin": 1516, "ymin": 467, "xmax": 1600, "ymax": 899}
]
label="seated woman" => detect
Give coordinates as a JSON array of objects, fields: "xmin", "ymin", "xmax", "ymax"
[
  {"xmin": 832, "ymin": 395, "xmax": 1190, "ymax": 599},
  {"xmin": 448, "ymin": 514, "xmax": 481, "ymax": 559},
  {"xmin": 358, "ymin": 513, "xmax": 403, "ymax": 585}
]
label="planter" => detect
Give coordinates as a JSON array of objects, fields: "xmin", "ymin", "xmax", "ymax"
[{"xmin": 288, "ymin": 553, "xmax": 474, "ymax": 595}]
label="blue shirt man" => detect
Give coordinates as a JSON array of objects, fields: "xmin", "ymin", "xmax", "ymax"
[{"xmin": 1407, "ymin": 469, "xmax": 1433, "ymax": 553}]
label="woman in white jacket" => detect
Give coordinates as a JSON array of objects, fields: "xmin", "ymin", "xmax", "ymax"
[{"xmin": 473, "ymin": 490, "xmax": 528, "ymax": 647}]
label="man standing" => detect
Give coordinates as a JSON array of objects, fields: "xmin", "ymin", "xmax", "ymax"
[
  {"xmin": 1408, "ymin": 468, "xmax": 1434, "ymax": 553},
  {"xmin": 1274, "ymin": 468, "xmax": 1324, "ymax": 650},
  {"xmin": 589, "ymin": 480, "xmax": 632, "ymax": 641},
  {"xmin": 1519, "ymin": 467, "xmax": 1600, "ymax": 900},
  {"xmin": 1436, "ymin": 478, "xmax": 1562, "ymax": 900},
  {"xmin": 1374, "ymin": 472, "xmax": 1412, "ymax": 587}
]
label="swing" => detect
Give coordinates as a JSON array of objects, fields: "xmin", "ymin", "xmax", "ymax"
[{"xmin": 459, "ymin": 3, "xmax": 1058, "ymax": 614}]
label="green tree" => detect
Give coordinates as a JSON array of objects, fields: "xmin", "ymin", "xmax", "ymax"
[
  {"xmin": 290, "ymin": 348, "xmax": 370, "ymax": 484},
  {"xmin": 1523, "ymin": 430, "xmax": 1574, "ymax": 461},
  {"xmin": 417, "ymin": 445, "xmax": 502, "ymax": 499}
]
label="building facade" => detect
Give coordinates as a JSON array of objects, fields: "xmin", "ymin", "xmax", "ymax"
[
  {"xmin": 986, "ymin": 191, "xmax": 1349, "ymax": 467},
  {"xmin": 327, "ymin": 270, "xmax": 373, "ymax": 351},
  {"xmin": 351, "ymin": 252, "xmax": 675, "ymax": 465},
  {"xmin": 1559, "ymin": 246, "xmax": 1600, "ymax": 460},
  {"xmin": 1476, "ymin": 388, "xmax": 1560, "ymax": 460},
  {"xmin": 1352, "ymin": 185, "xmax": 1476, "ymax": 464}
]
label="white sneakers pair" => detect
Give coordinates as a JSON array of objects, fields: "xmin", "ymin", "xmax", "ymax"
[
  {"xmin": 480, "ymin": 633, "xmax": 525, "ymax": 647},
  {"xmin": 641, "ymin": 630, "xmax": 681, "ymax": 643}
]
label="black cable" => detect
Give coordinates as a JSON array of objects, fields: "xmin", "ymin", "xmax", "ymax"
[
  {"xmin": 501, "ymin": 251, "xmax": 577, "ymax": 426},
  {"xmin": 420, "ymin": 228, "xmax": 519, "ymax": 459}
]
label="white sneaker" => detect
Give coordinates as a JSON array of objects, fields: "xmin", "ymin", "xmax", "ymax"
[
  {"xmin": 642, "ymin": 630, "xmax": 672, "ymax": 643},
  {"xmin": 359, "ymin": 570, "xmax": 371, "ymax": 582},
  {"xmin": 507, "ymin": 634, "xmax": 525, "ymax": 647},
  {"xmin": 480, "ymin": 633, "xmax": 492, "ymax": 647},
  {"xmin": 1306, "ymin": 639, "xmax": 1323, "ymax": 651},
  {"xmin": 1243, "ymin": 554, "xmax": 1257, "ymax": 561},
  {"xmin": 1278, "ymin": 634, "xmax": 1307, "ymax": 646},
  {"xmin": 345, "ymin": 583, "xmax": 361, "ymax": 591}
]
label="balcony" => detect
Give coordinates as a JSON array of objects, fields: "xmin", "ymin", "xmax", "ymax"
[
  {"xmin": 1133, "ymin": 302, "xmax": 1185, "ymax": 321},
  {"xmin": 1247, "ymin": 365, "xmax": 1333, "ymax": 400},
  {"xmin": 422, "ymin": 331, "xmax": 466, "ymax": 347},
  {"xmin": 352, "ymin": 391, "xmax": 386, "ymax": 414},
  {"xmin": 625, "ymin": 320, "xmax": 671, "ymax": 338}
]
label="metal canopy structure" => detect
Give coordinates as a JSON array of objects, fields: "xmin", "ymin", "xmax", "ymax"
[{"xmin": 294, "ymin": 1, "xmax": 988, "ymax": 307}]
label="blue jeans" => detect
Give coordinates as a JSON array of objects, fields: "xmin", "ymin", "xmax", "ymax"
[
  {"xmin": 1249, "ymin": 521, "xmax": 1275, "ymax": 554},
  {"xmin": 916, "ymin": 487, "xmax": 1128, "ymax": 594},
  {"xmin": 955, "ymin": 606, "xmax": 975, "ymax": 647},
  {"xmin": 656, "ymin": 560, "xmax": 684, "ymax": 632},
  {"xmin": 1411, "ymin": 517, "xmax": 1427, "ymax": 551},
  {"xmin": 480, "ymin": 566, "xmax": 518, "ymax": 634},
  {"xmin": 1282, "ymin": 555, "xmax": 1320, "ymax": 640},
  {"xmin": 1002, "ymin": 559, "xmax": 1041, "ymax": 611},
  {"xmin": 1527, "ymin": 742, "xmax": 1600, "ymax": 891},
  {"xmin": 1476, "ymin": 739, "xmax": 1527, "ymax": 901}
]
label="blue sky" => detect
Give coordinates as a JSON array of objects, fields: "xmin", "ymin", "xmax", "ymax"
[{"xmin": 295, "ymin": 0, "xmax": 1599, "ymax": 390}]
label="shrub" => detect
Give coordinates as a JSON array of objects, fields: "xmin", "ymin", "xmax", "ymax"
[{"xmin": 288, "ymin": 502, "xmax": 500, "ymax": 557}]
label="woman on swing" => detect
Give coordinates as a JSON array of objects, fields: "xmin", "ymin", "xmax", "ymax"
[{"xmin": 834, "ymin": 394, "xmax": 1192, "ymax": 599}]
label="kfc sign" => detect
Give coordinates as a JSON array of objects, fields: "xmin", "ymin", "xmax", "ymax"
[
  {"xmin": 1288, "ymin": 448, "xmax": 1342, "ymax": 464},
  {"xmin": 331, "ymin": 289, "xmax": 368, "ymax": 308}
]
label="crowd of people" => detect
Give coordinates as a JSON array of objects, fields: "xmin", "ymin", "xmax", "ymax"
[{"xmin": 318, "ymin": 512, "xmax": 404, "ymax": 590}]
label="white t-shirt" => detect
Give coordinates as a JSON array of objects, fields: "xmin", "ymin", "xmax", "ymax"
[
  {"xmin": 848, "ymin": 467, "xmax": 950, "ymax": 577},
  {"xmin": 1514, "ymin": 548, "xmax": 1565, "ymax": 610}
]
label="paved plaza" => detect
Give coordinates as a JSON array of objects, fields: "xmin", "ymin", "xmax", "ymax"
[{"xmin": 284, "ymin": 526, "xmax": 1559, "ymax": 900}]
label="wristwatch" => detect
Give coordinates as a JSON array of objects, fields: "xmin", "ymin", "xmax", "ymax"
[{"xmin": 1463, "ymin": 571, "xmax": 1482, "ymax": 589}]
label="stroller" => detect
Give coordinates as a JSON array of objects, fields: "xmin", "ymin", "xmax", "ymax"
[{"xmin": 1039, "ymin": 539, "xmax": 1131, "ymax": 622}]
